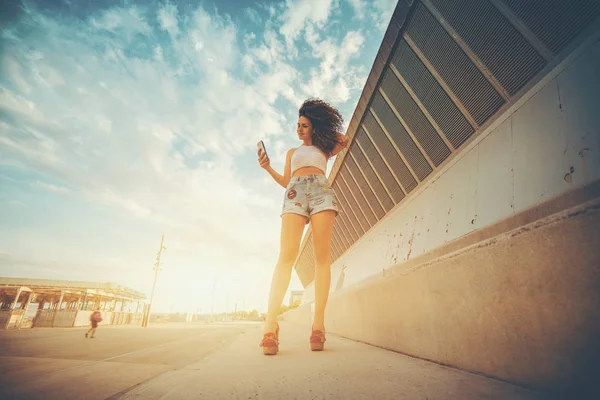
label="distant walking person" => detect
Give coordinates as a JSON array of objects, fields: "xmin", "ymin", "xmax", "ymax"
[
  {"xmin": 257, "ymin": 99, "xmax": 348, "ymax": 355},
  {"xmin": 85, "ymin": 310, "xmax": 102, "ymax": 338}
]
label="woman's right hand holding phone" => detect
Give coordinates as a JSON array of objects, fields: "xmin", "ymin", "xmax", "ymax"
[{"xmin": 258, "ymin": 149, "xmax": 270, "ymax": 170}]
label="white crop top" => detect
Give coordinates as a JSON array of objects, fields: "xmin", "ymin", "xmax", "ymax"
[{"xmin": 291, "ymin": 145, "xmax": 327, "ymax": 174}]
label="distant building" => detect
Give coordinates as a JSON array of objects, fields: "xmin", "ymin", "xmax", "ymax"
[
  {"xmin": 289, "ymin": 290, "xmax": 304, "ymax": 307},
  {"xmin": 0, "ymin": 277, "xmax": 146, "ymax": 329}
]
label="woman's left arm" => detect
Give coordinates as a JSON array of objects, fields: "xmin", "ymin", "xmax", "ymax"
[{"xmin": 329, "ymin": 133, "xmax": 349, "ymax": 158}]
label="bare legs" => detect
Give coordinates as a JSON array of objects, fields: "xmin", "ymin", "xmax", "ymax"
[
  {"xmin": 264, "ymin": 210, "xmax": 335, "ymax": 335},
  {"xmin": 85, "ymin": 326, "xmax": 96, "ymax": 338},
  {"xmin": 310, "ymin": 210, "xmax": 336, "ymax": 332},
  {"xmin": 264, "ymin": 213, "xmax": 307, "ymax": 334}
]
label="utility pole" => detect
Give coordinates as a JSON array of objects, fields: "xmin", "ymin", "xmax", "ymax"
[
  {"xmin": 210, "ymin": 277, "xmax": 216, "ymax": 323},
  {"xmin": 143, "ymin": 234, "xmax": 166, "ymax": 327},
  {"xmin": 226, "ymin": 292, "xmax": 229, "ymax": 322}
]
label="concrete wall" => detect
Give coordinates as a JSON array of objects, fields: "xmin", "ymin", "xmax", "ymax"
[
  {"xmin": 302, "ymin": 27, "xmax": 600, "ymax": 305},
  {"xmin": 285, "ymin": 191, "xmax": 600, "ymax": 395}
]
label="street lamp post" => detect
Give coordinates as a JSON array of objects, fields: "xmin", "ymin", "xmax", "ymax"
[
  {"xmin": 143, "ymin": 234, "xmax": 166, "ymax": 327},
  {"xmin": 210, "ymin": 277, "xmax": 216, "ymax": 323}
]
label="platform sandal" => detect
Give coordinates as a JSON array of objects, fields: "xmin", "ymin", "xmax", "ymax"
[
  {"xmin": 310, "ymin": 325, "xmax": 326, "ymax": 351},
  {"xmin": 259, "ymin": 323, "xmax": 280, "ymax": 355}
]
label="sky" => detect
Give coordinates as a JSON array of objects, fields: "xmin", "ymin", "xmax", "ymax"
[{"xmin": 0, "ymin": 0, "xmax": 397, "ymax": 314}]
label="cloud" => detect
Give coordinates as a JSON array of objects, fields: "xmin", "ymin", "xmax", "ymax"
[
  {"xmin": 372, "ymin": 0, "xmax": 398, "ymax": 29},
  {"xmin": 33, "ymin": 180, "xmax": 70, "ymax": 194},
  {"xmin": 0, "ymin": 87, "xmax": 45, "ymax": 123},
  {"xmin": 91, "ymin": 6, "xmax": 151, "ymax": 37},
  {"xmin": 1, "ymin": 56, "xmax": 32, "ymax": 93},
  {"xmin": 0, "ymin": 4, "xmax": 287, "ymax": 257},
  {"xmin": 303, "ymin": 27, "xmax": 366, "ymax": 103},
  {"xmin": 347, "ymin": 0, "xmax": 397, "ymax": 29},
  {"xmin": 240, "ymin": 2, "xmax": 366, "ymax": 110},
  {"xmin": 245, "ymin": 8, "xmax": 262, "ymax": 25},
  {"xmin": 347, "ymin": 0, "xmax": 366, "ymax": 20},
  {"xmin": 279, "ymin": 0, "xmax": 336, "ymax": 46},
  {"xmin": 158, "ymin": 2, "xmax": 180, "ymax": 36},
  {"xmin": 0, "ymin": 173, "xmax": 18, "ymax": 183}
]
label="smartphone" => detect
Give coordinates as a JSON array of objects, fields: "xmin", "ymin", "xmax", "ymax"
[{"xmin": 257, "ymin": 140, "xmax": 268, "ymax": 157}]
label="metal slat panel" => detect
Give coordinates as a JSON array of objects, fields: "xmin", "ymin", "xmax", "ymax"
[
  {"xmin": 343, "ymin": 168, "xmax": 380, "ymax": 226},
  {"xmin": 345, "ymin": 156, "xmax": 386, "ymax": 220},
  {"xmin": 356, "ymin": 128, "xmax": 405, "ymax": 204},
  {"xmin": 330, "ymin": 235, "xmax": 340, "ymax": 261},
  {"xmin": 329, "ymin": 243, "xmax": 337, "ymax": 262},
  {"xmin": 349, "ymin": 144, "xmax": 395, "ymax": 212},
  {"xmin": 370, "ymin": 91, "xmax": 433, "ymax": 181},
  {"xmin": 333, "ymin": 217, "xmax": 350, "ymax": 249},
  {"xmin": 329, "ymin": 230, "xmax": 340, "ymax": 255},
  {"xmin": 364, "ymin": 108, "xmax": 419, "ymax": 192},
  {"xmin": 334, "ymin": 219, "xmax": 350, "ymax": 250},
  {"xmin": 340, "ymin": 167, "xmax": 378, "ymax": 228},
  {"xmin": 333, "ymin": 240, "xmax": 342, "ymax": 262},
  {"xmin": 337, "ymin": 174, "xmax": 371, "ymax": 232},
  {"xmin": 332, "ymin": 228, "xmax": 345, "ymax": 255},
  {"xmin": 333, "ymin": 181, "xmax": 366, "ymax": 236},
  {"xmin": 334, "ymin": 228, "xmax": 348, "ymax": 257},
  {"xmin": 350, "ymin": 117, "xmax": 358, "ymax": 134},
  {"xmin": 337, "ymin": 182, "xmax": 366, "ymax": 238},
  {"xmin": 330, "ymin": 229, "xmax": 340, "ymax": 255},
  {"xmin": 372, "ymin": 54, "xmax": 386, "ymax": 82},
  {"xmin": 364, "ymin": 108, "xmax": 420, "ymax": 193},
  {"xmin": 380, "ymin": 70, "xmax": 451, "ymax": 166},
  {"xmin": 391, "ymin": 40, "xmax": 475, "ymax": 148},
  {"xmin": 380, "ymin": 39, "xmax": 393, "ymax": 62},
  {"xmin": 339, "ymin": 211, "xmax": 359, "ymax": 246},
  {"xmin": 406, "ymin": 3, "xmax": 506, "ymax": 125},
  {"xmin": 337, "ymin": 229, "xmax": 347, "ymax": 253},
  {"xmin": 337, "ymin": 199, "xmax": 360, "ymax": 243},
  {"xmin": 429, "ymin": 0, "xmax": 546, "ymax": 96},
  {"xmin": 500, "ymin": 0, "xmax": 600, "ymax": 54},
  {"xmin": 337, "ymin": 206, "xmax": 357, "ymax": 243}
]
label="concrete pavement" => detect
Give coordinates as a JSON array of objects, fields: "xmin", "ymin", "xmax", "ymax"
[
  {"xmin": 0, "ymin": 321, "xmax": 543, "ymax": 399},
  {"xmin": 0, "ymin": 323, "xmax": 249, "ymax": 400}
]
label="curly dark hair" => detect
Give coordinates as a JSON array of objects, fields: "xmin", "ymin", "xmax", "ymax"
[{"xmin": 299, "ymin": 98, "xmax": 344, "ymax": 155}]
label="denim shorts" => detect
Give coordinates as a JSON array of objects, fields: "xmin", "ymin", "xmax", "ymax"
[{"xmin": 281, "ymin": 174, "xmax": 340, "ymax": 221}]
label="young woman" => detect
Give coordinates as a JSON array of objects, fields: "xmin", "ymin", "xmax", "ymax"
[{"xmin": 257, "ymin": 98, "xmax": 348, "ymax": 355}]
